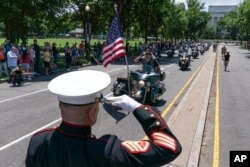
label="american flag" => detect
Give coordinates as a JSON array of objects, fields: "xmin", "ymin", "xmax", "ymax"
[{"xmin": 102, "ymin": 14, "xmax": 126, "ymax": 67}]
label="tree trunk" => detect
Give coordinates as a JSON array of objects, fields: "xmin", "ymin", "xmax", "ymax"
[{"xmin": 144, "ymin": 3, "xmax": 149, "ymax": 44}]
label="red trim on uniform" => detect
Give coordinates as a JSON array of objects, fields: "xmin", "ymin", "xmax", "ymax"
[
  {"xmin": 56, "ymin": 128, "xmax": 87, "ymax": 139},
  {"xmin": 62, "ymin": 121, "xmax": 91, "ymax": 128},
  {"xmin": 33, "ymin": 127, "xmax": 57, "ymax": 136}
]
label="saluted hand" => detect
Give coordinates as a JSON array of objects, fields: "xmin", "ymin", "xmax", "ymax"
[{"xmin": 105, "ymin": 95, "xmax": 142, "ymax": 112}]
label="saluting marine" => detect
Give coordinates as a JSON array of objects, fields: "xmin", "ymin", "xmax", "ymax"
[{"xmin": 25, "ymin": 70, "xmax": 182, "ymax": 167}]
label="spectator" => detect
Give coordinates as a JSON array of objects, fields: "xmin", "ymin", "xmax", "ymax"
[
  {"xmin": 4, "ymin": 39, "xmax": 12, "ymax": 56},
  {"xmin": 96, "ymin": 41, "xmax": 102, "ymax": 63},
  {"xmin": 21, "ymin": 45, "xmax": 32, "ymax": 75},
  {"xmin": 14, "ymin": 44, "xmax": 21, "ymax": 65},
  {"xmin": 64, "ymin": 42, "xmax": 69, "ymax": 56},
  {"xmin": 0, "ymin": 45, "xmax": 8, "ymax": 78},
  {"xmin": 71, "ymin": 44, "xmax": 78, "ymax": 65},
  {"xmin": 52, "ymin": 43, "xmax": 59, "ymax": 66},
  {"xmin": 43, "ymin": 44, "xmax": 52, "ymax": 75},
  {"xmin": 28, "ymin": 44, "xmax": 35, "ymax": 75},
  {"xmin": 65, "ymin": 47, "xmax": 72, "ymax": 71},
  {"xmin": 78, "ymin": 41, "xmax": 85, "ymax": 58},
  {"xmin": 7, "ymin": 47, "xmax": 18, "ymax": 72},
  {"xmin": 33, "ymin": 39, "xmax": 41, "ymax": 74},
  {"xmin": 93, "ymin": 42, "xmax": 97, "ymax": 56}
]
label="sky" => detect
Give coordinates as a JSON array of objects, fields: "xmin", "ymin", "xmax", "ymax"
[{"xmin": 175, "ymin": 0, "xmax": 244, "ymax": 11}]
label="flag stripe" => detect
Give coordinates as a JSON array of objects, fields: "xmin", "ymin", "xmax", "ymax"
[
  {"xmin": 103, "ymin": 51, "xmax": 125, "ymax": 67},
  {"xmin": 102, "ymin": 14, "xmax": 125, "ymax": 67},
  {"xmin": 103, "ymin": 48, "xmax": 125, "ymax": 63},
  {"xmin": 102, "ymin": 37, "xmax": 123, "ymax": 55},
  {"xmin": 102, "ymin": 41, "xmax": 123, "ymax": 56},
  {"xmin": 102, "ymin": 43, "xmax": 125, "ymax": 61}
]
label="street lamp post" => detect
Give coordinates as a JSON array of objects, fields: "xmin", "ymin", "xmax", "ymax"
[{"xmin": 85, "ymin": 4, "xmax": 91, "ymax": 60}]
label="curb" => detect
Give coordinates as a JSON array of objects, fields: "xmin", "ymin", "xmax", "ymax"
[{"xmin": 186, "ymin": 53, "xmax": 216, "ymax": 167}]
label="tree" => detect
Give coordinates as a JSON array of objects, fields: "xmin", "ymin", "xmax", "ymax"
[
  {"xmin": 185, "ymin": 0, "xmax": 210, "ymax": 39},
  {"xmin": 0, "ymin": 0, "xmax": 67, "ymax": 43},
  {"xmin": 164, "ymin": 1, "xmax": 187, "ymax": 40}
]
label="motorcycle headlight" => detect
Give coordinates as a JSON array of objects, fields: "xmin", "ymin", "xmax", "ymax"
[{"xmin": 138, "ymin": 80, "xmax": 145, "ymax": 87}]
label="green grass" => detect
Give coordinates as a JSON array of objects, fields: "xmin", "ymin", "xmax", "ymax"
[{"xmin": 0, "ymin": 38, "xmax": 144, "ymax": 47}]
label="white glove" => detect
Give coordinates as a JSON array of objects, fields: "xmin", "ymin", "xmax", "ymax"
[{"xmin": 105, "ymin": 95, "xmax": 142, "ymax": 112}]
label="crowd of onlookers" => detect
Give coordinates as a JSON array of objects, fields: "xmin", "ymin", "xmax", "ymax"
[{"xmin": 0, "ymin": 39, "xmax": 103, "ymax": 81}]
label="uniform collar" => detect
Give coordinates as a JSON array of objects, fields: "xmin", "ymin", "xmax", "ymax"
[{"xmin": 58, "ymin": 121, "xmax": 92, "ymax": 137}]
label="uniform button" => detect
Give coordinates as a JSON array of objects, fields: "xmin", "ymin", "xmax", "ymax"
[
  {"xmin": 155, "ymin": 121, "xmax": 160, "ymax": 126},
  {"xmin": 90, "ymin": 134, "xmax": 96, "ymax": 139},
  {"xmin": 145, "ymin": 107, "xmax": 148, "ymax": 110},
  {"xmin": 150, "ymin": 114, "xmax": 154, "ymax": 117}
]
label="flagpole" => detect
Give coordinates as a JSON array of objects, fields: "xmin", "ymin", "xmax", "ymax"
[{"xmin": 114, "ymin": 4, "xmax": 130, "ymax": 94}]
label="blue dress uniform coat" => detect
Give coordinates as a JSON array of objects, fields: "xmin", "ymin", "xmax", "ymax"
[{"xmin": 25, "ymin": 106, "xmax": 182, "ymax": 167}]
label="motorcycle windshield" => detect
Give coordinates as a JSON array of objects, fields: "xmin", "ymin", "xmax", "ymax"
[{"xmin": 143, "ymin": 65, "xmax": 154, "ymax": 74}]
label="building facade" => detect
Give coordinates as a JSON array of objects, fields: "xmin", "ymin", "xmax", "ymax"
[{"xmin": 208, "ymin": 5, "xmax": 238, "ymax": 27}]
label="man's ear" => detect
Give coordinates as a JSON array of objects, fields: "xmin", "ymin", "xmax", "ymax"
[
  {"xmin": 88, "ymin": 109, "xmax": 95, "ymax": 123},
  {"xmin": 87, "ymin": 103, "xmax": 98, "ymax": 124}
]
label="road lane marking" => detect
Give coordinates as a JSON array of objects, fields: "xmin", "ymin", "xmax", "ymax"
[
  {"xmin": 0, "ymin": 89, "xmax": 48, "ymax": 104},
  {"xmin": 0, "ymin": 118, "xmax": 61, "ymax": 151},
  {"xmin": 105, "ymin": 64, "xmax": 136, "ymax": 73},
  {"xmin": 0, "ymin": 93, "xmax": 113, "ymax": 151},
  {"xmin": 143, "ymin": 55, "xmax": 209, "ymax": 140},
  {"xmin": 213, "ymin": 49, "xmax": 220, "ymax": 167}
]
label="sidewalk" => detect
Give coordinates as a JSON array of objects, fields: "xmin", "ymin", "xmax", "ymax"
[{"xmin": 164, "ymin": 50, "xmax": 216, "ymax": 167}]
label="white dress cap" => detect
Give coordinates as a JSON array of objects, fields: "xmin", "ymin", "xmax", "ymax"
[{"xmin": 48, "ymin": 70, "xmax": 111, "ymax": 105}]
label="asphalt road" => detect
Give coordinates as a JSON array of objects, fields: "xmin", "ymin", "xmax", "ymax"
[
  {"xmin": 219, "ymin": 44, "xmax": 250, "ymax": 167},
  {"xmin": 0, "ymin": 51, "xmax": 209, "ymax": 167},
  {"xmin": 200, "ymin": 44, "xmax": 250, "ymax": 167}
]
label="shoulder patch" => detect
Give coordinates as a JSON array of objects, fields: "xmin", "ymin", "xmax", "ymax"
[
  {"xmin": 151, "ymin": 132, "xmax": 176, "ymax": 152},
  {"xmin": 121, "ymin": 141, "xmax": 150, "ymax": 154}
]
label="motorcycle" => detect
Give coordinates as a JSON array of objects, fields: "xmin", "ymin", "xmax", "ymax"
[
  {"xmin": 191, "ymin": 47, "xmax": 199, "ymax": 59},
  {"xmin": 166, "ymin": 50, "xmax": 174, "ymax": 57},
  {"xmin": 179, "ymin": 52, "xmax": 191, "ymax": 71},
  {"xmin": 112, "ymin": 66, "xmax": 166, "ymax": 104},
  {"xmin": 200, "ymin": 45, "xmax": 205, "ymax": 55}
]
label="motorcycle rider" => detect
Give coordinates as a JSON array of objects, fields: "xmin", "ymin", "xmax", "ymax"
[{"xmin": 134, "ymin": 49, "xmax": 161, "ymax": 73}]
